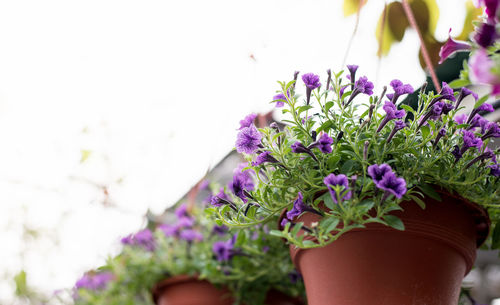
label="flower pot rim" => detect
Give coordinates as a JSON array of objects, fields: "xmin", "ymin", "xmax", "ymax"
[
  {"xmin": 152, "ymin": 274, "xmax": 199, "ymax": 305},
  {"xmin": 278, "ymin": 187, "xmax": 490, "ymax": 248}
]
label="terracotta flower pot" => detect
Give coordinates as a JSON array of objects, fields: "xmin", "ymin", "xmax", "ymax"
[
  {"xmin": 152, "ymin": 275, "xmax": 234, "ymax": 305},
  {"xmin": 282, "ymin": 191, "xmax": 490, "ymax": 305},
  {"xmin": 264, "ymin": 289, "xmax": 305, "ymax": 305}
]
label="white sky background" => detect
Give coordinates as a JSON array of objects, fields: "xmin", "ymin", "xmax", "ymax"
[{"xmin": 0, "ymin": 0, "xmax": 469, "ymax": 302}]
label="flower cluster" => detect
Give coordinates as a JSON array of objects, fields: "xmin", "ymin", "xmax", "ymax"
[
  {"xmin": 439, "ymin": 0, "xmax": 500, "ymax": 95},
  {"xmin": 214, "ymin": 66, "xmax": 500, "ymax": 250}
]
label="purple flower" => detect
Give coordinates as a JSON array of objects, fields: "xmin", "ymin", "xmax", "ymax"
[
  {"xmin": 309, "ymin": 133, "xmax": 334, "ymax": 153},
  {"xmin": 469, "ymin": 49, "xmax": 500, "ymax": 96},
  {"xmin": 239, "ymin": 113, "xmax": 257, "ymax": 130},
  {"xmin": 302, "ymin": 73, "xmax": 321, "ymax": 105},
  {"xmin": 467, "ymin": 103, "xmax": 495, "ymax": 124},
  {"xmin": 488, "ymin": 164, "xmax": 500, "ymax": 177},
  {"xmin": 236, "ymin": 125, "xmax": 262, "ymax": 154},
  {"xmin": 376, "ymin": 172, "xmax": 407, "ymax": 199},
  {"xmin": 339, "ymin": 84, "xmax": 349, "ymax": 99},
  {"xmin": 230, "ymin": 164, "xmax": 254, "ymax": 192},
  {"xmin": 387, "ymin": 120, "xmax": 407, "ymax": 143},
  {"xmin": 175, "ymin": 204, "xmax": 189, "ymax": 218},
  {"xmin": 324, "ymin": 173, "xmax": 351, "ymax": 203},
  {"xmin": 463, "ymin": 130, "xmax": 483, "ymax": 150},
  {"xmin": 302, "ymin": 73, "xmax": 321, "ymax": 90},
  {"xmin": 354, "ymin": 76, "xmax": 374, "ymax": 95},
  {"xmin": 232, "ymin": 174, "xmax": 250, "ymax": 202},
  {"xmin": 388, "ymin": 79, "xmax": 414, "ymax": 104},
  {"xmin": 347, "ymin": 64, "xmax": 359, "ymax": 89},
  {"xmin": 442, "ymin": 103, "xmax": 454, "ymax": 115},
  {"xmin": 121, "ymin": 229, "xmax": 155, "ymax": 251},
  {"xmin": 367, "ymin": 164, "xmax": 394, "ymax": 187},
  {"xmin": 286, "ymin": 192, "xmax": 307, "ymax": 219},
  {"xmin": 213, "ymin": 236, "xmax": 236, "ymax": 262},
  {"xmin": 288, "ymin": 270, "xmax": 303, "ymax": 284},
  {"xmin": 291, "ymin": 141, "xmax": 318, "ymax": 162},
  {"xmin": 482, "ymin": 121, "xmax": 500, "ymax": 140},
  {"xmin": 377, "ymin": 101, "xmax": 406, "ymax": 132},
  {"xmin": 75, "ymin": 272, "xmax": 114, "ymax": 291},
  {"xmin": 159, "ymin": 224, "xmax": 179, "ymax": 237},
  {"xmin": 177, "ymin": 216, "xmax": 195, "ymax": 228},
  {"xmin": 440, "ymin": 82, "xmax": 456, "ymax": 101},
  {"xmin": 455, "ymin": 87, "xmax": 478, "ymax": 110},
  {"xmin": 474, "ymin": 23, "xmax": 498, "ymax": 48},
  {"xmin": 210, "ymin": 188, "xmax": 229, "ymax": 207},
  {"xmin": 180, "ymin": 229, "xmax": 203, "ymax": 242},
  {"xmin": 454, "ymin": 113, "xmax": 468, "ymax": 124},
  {"xmin": 252, "ymin": 151, "xmax": 279, "ymax": 166},
  {"xmin": 212, "ymin": 225, "xmax": 228, "ymax": 236},
  {"xmin": 439, "ymin": 29, "xmax": 471, "ymax": 64},
  {"xmin": 433, "ymin": 128, "xmax": 447, "ymax": 148},
  {"xmin": 429, "ymin": 102, "xmax": 445, "ymax": 120},
  {"xmin": 273, "ymin": 91, "xmax": 291, "ymax": 107}
]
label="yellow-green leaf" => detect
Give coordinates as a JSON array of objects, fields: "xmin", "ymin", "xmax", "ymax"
[
  {"xmin": 343, "ymin": 0, "xmax": 367, "ymax": 17},
  {"xmin": 376, "ymin": 4, "xmax": 395, "ymax": 57},
  {"xmin": 80, "ymin": 149, "xmax": 92, "ymax": 163},
  {"xmin": 387, "ymin": 2, "xmax": 409, "ymax": 42}
]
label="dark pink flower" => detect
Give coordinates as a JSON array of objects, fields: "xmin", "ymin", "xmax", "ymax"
[
  {"xmin": 469, "ymin": 49, "xmax": 500, "ymax": 95},
  {"xmin": 439, "ymin": 29, "xmax": 471, "ymax": 64}
]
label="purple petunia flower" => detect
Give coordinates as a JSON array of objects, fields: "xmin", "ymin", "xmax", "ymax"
[
  {"xmin": 239, "ymin": 113, "xmax": 257, "ymax": 130},
  {"xmin": 177, "ymin": 216, "xmax": 195, "ymax": 228},
  {"xmin": 428, "ymin": 102, "xmax": 445, "ymax": 120},
  {"xmin": 75, "ymin": 272, "xmax": 114, "ymax": 291},
  {"xmin": 324, "ymin": 173, "xmax": 351, "ymax": 203},
  {"xmin": 376, "ymin": 172, "xmax": 407, "ymax": 199},
  {"xmin": 388, "ymin": 79, "xmax": 414, "ymax": 104},
  {"xmin": 309, "ymin": 133, "xmax": 334, "ymax": 153},
  {"xmin": 232, "ymin": 174, "xmax": 250, "ymax": 203},
  {"xmin": 252, "ymin": 151, "xmax": 279, "ymax": 166},
  {"xmin": 302, "ymin": 73, "xmax": 321, "ymax": 90},
  {"xmin": 474, "ymin": 23, "xmax": 498, "ymax": 48},
  {"xmin": 482, "ymin": 121, "xmax": 500, "ymax": 140},
  {"xmin": 377, "ymin": 101, "xmax": 406, "ymax": 132},
  {"xmin": 367, "ymin": 164, "xmax": 394, "ymax": 187},
  {"xmin": 273, "ymin": 91, "xmax": 291, "ymax": 107},
  {"xmin": 291, "ymin": 141, "xmax": 318, "ymax": 162},
  {"xmin": 286, "ymin": 192, "xmax": 307, "ymax": 220},
  {"xmin": 439, "ymin": 29, "xmax": 472, "ymax": 64},
  {"xmin": 467, "ymin": 103, "xmax": 495, "ymax": 124},
  {"xmin": 488, "ymin": 164, "xmax": 500, "ymax": 177},
  {"xmin": 455, "ymin": 87, "xmax": 478, "ymax": 110},
  {"xmin": 180, "ymin": 229, "xmax": 203, "ymax": 242},
  {"xmin": 175, "ymin": 204, "xmax": 189, "ymax": 218},
  {"xmin": 354, "ymin": 76, "xmax": 374, "ymax": 95},
  {"xmin": 158, "ymin": 223, "xmax": 180, "ymax": 237},
  {"xmin": 347, "ymin": 64, "xmax": 359, "ymax": 89},
  {"xmin": 440, "ymin": 82, "xmax": 456, "ymax": 102},
  {"xmin": 121, "ymin": 229, "xmax": 156, "ymax": 251},
  {"xmin": 454, "ymin": 130, "xmax": 484, "ymax": 162},
  {"xmin": 236, "ymin": 125, "xmax": 262, "ymax": 154},
  {"xmin": 454, "ymin": 113, "xmax": 468, "ymax": 124},
  {"xmin": 387, "ymin": 120, "xmax": 407, "ymax": 143},
  {"xmin": 231, "ymin": 164, "xmax": 254, "ymax": 191},
  {"xmin": 212, "ymin": 224, "xmax": 228, "ymax": 236},
  {"xmin": 213, "ymin": 236, "xmax": 236, "ymax": 262},
  {"xmin": 288, "ymin": 270, "xmax": 303, "ymax": 284},
  {"xmin": 433, "ymin": 128, "xmax": 447, "ymax": 148},
  {"xmin": 210, "ymin": 187, "xmax": 229, "ymax": 207}
]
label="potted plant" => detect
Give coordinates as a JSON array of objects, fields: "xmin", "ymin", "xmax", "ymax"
[
  {"xmin": 71, "ymin": 202, "xmax": 305, "ymax": 305},
  {"xmin": 209, "ymin": 32, "xmax": 500, "ymax": 305}
]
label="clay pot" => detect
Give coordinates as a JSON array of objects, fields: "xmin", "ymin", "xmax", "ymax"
[
  {"xmin": 282, "ymin": 191, "xmax": 490, "ymax": 305},
  {"xmin": 264, "ymin": 289, "xmax": 305, "ymax": 305},
  {"xmin": 152, "ymin": 275, "xmax": 234, "ymax": 305}
]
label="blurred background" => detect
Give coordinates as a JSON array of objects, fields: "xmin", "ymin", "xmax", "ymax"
[{"xmin": 0, "ymin": 0, "xmax": 498, "ymax": 304}]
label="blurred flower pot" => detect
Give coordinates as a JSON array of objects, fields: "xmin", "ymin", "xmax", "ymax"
[
  {"xmin": 283, "ymin": 191, "xmax": 489, "ymax": 305},
  {"xmin": 152, "ymin": 275, "xmax": 234, "ymax": 305}
]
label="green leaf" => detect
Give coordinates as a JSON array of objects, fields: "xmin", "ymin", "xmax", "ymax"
[
  {"xmin": 448, "ymin": 79, "xmax": 471, "ymax": 88},
  {"xmin": 317, "ymin": 120, "xmax": 334, "ymax": 133},
  {"xmin": 341, "ymin": 159, "xmax": 355, "ymax": 174},
  {"xmin": 400, "ymin": 104, "xmax": 416, "ymax": 114},
  {"xmin": 291, "ymin": 222, "xmax": 304, "ymax": 236},
  {"xmin": 356, "ymin": 200, "xmax": 375, "ymax": 214},
  {"xmin": 383, "ymin": 215, "xmax": 405, "ymax": 231},
  {"xmin": 410, "ymin": 195, "xmax": 426, "ymax": 209},
  {"xmin": 236, "ymin": 231, "xmax": 246, "ymax": 246},
  {"xmin": 325, "ymin": 101, "xmax": 335, "ymax": 112},
  {"xmin": 269, "ymin": 230, "xmax": 284, "ymax": 238},
  {"xmin": 420, "ymin": 125, "xmax": 430, "ymax": 139},
  {"xmin": 320, "ymin": 217, "xmax": 340, "ymax": 233},
  {"xmin": 321, "ymin": 192, "xmax": 336, "ymax": 210},
  {"xmin": 327, "ymin": 155, "xmax": 341, "ymax": 169},
  {"xmin": 418, "ymin": 184, "xmax": 441, "ymax": 201},
  {"xmin": 303, "ymin": 240, "xmax": 317, "ymax": 247},
  {"xmin": 492, "ymin": 223, "xmax": 500, "ymax": 249},
  {"xmin": 474, "ymin": 95, "xmax": 490, "ymax": 109},
  {"xmin": 298, "ymin": 105, "xmax": 314, "ymax": 114},
  {"xmin": 14, "ymin": 270, "xmax": 28, "ymax": 297}
]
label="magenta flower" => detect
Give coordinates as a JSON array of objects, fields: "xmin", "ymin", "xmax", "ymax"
[
  {"xmin": 469, "ymin": 49, "xmax": 500, "ymax": 95},
  {"xmin": 439, "ymin": 29, "xmax": 471, "ymax": 64},
  {"xmin": 236, "ymin": 125, "xmax": 262, "ymax": 154},
  {"xmin": 474, "ymin": 23, "xmax": 498, "ymax": 48},
  {"xmin": 324, "ymin": 173, "xmax": 351, "ymax": 203},
  {"xmin": 239, "ymin": 113, "xmax": 257, "ymax": 130}
]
